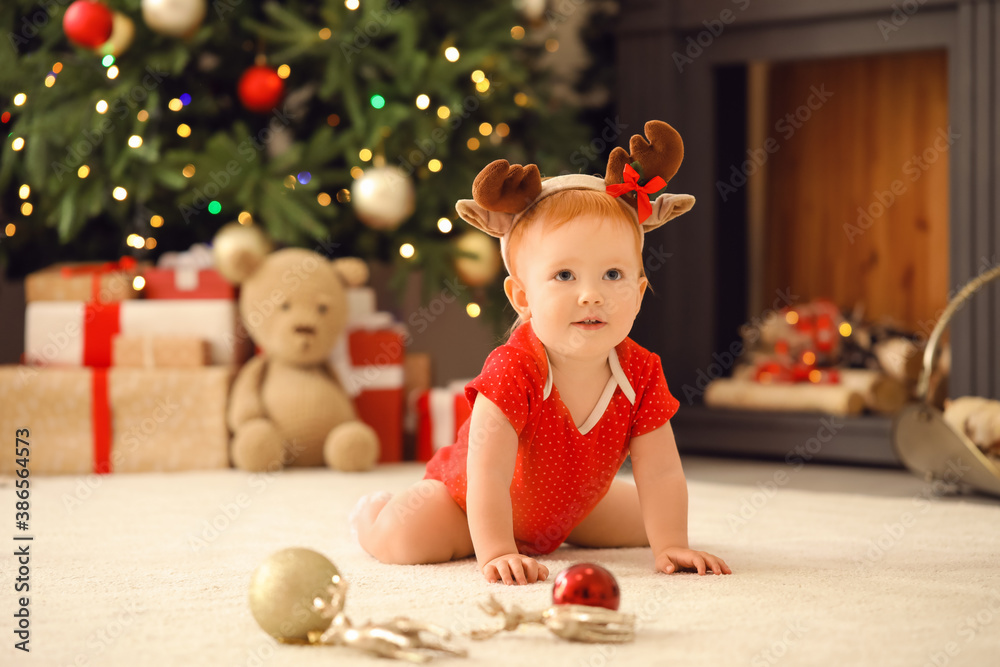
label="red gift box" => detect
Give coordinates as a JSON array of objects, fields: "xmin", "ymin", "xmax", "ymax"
[
  {"xmin": 415, "ymin": 380, "xmax": 473, "ymax": 462},
  {"xmin": 345, "ymin": 316, "xmax": 406, "ymax": 463},
  {"xmin": 141, "ymin": 267, "xmax": 235, "ymax": 300}
]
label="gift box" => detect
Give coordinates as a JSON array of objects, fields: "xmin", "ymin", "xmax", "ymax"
[
  {"xmin": 415, "ymin": 380, "xmax": 473, "ymax": 462},
  {"xmin": 25, "ymin": 257, "xmax": 143, "ymax": 303},
  {"xmin": 24, "ymin": 299, "xmax": 249, "ymax": 368},
  {"xmin": 112, "ymin": 335, "xmax": 210, "ymax": 368},
  {"xmin": 0, "ymin": 365, "xmax": 232, "ymax": 475},
  {"xmin": 338, "ymin": 313, "xmax": 406, "ymax": 464},
  {"xmin": 142, "ymin": 242, "xmax": 235, "ymax": 300}
]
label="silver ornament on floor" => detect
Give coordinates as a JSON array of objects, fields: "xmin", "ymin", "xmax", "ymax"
[
  {"xmin": 350, "ymin": 166, "xmax": 416, "ymax": 230},
  {"xmin": 141, "ymin": 0, "xmax": 206, "ymax": 38}
]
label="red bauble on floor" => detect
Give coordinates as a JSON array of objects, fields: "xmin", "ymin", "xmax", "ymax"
[
  {"xmin": 552, "ymin": 563, "xmax": 621, "ymax": 611},
  {"xmin": 63, "ymin": 1, "xmax": 114, "ymax": 48}
]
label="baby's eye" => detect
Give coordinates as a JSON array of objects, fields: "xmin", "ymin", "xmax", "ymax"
[
  {"xmin": 604, "ymin": 269, "xmax": 623, "ymax": 281},
  {"xmin": 554, "ymin": 270, "xmax": 574, "ymax": 281}
]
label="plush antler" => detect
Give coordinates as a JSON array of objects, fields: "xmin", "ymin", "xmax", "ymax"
[
  {"xmin": 472, "ymin": 160, "xmax": 543, "ymax": 214},
  {"xmin": 605, "ymin": 120, "xmax": 684, "ymax": 191}
]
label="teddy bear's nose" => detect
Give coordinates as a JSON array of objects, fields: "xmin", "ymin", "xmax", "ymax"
[{"xmin": 294, "ymin": 325, "xmax": 316, "ymax": 335}]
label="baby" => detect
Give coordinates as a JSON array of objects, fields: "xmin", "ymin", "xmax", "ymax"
[{"xmin": 353, "ymin": 121, "xmax": 730, "ymax": 584}]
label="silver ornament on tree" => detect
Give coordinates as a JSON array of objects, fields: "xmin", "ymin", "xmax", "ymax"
[
  {"xmin": 454, "ymin": 230, "xmax": 501, "ymax": 287},
  {"xmin": 513, "ymin": 0, "xmax": 547, "ymax": 22},
  {"xmin": 141, "ymin": 0, "xmax": 207, "ymax": 38},
  {"xmin": 350, "ymin": 166, "xmax": 416, "ymax": 231},
  {"xmin": 248, "ymin": 548, "xmax": 467, "ymax": 661},
  {"xmin": 211, "ymin": 221, "xmax": 273, "ymax": 284}
]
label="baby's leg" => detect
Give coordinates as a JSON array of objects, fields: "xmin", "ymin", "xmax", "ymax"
[
  {"xmin": 353, "ymin": 480, "xmax": 475, "ymax": 564},
  {"xmin": 565, "ymin": 477, "xmax": 649, "ymax": 548}
]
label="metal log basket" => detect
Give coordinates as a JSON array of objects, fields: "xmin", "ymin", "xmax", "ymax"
[{"xmin": 892, "ymin": 263, "xmax": 1000, "ymax": 497}]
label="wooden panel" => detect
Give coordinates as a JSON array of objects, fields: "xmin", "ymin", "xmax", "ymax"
[{"xmin": 760, "ymin": 51, "xmax": 949, "ymax": 331}]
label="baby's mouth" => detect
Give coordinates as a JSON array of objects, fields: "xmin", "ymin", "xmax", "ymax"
[
  {"xmin": 294, "ymin": 325, "xmax": 316, "ymax": 335},
  {"xmin": 573, "ymin": 319, "xmax": 606, "ymax": 329}
]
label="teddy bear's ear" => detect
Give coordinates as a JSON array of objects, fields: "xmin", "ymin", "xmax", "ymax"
[
  {"xmin": 332, "ymin": 257, "xmax": 370, "ymax": 287},
  {"xmin": 212, "ymin": 223, "xmax": 273, "ymax": 284}
]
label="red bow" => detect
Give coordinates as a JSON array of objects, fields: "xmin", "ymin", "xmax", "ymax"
[{"xmin": 605, "ymin": 164, "xmax": 665, "ymax": 223}]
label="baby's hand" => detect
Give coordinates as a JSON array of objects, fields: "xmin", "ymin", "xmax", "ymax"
[
  {"xmin": 482, "ymin": 554, "xmax": 549, "ymax": 585},
  {"xmin": 655, "ymin": 547, "xmax": 731, "ymax": 576}
]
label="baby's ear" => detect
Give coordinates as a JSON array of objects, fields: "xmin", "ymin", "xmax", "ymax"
[
  {"xmin": 331, "ymin": 258, "xmax": 369, "ymax": 287},
  {"xmin": 642, "ymin": 194, "xmax": 696, "ymax": 233},
  {"xmin": 456, "ymin": 200, "xmax": 515, "ymax": 239}
]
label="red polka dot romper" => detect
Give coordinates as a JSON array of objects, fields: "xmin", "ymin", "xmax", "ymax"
[{"xmin": 424, "ymin": 321, "xmax": 679, "ymax": 555}]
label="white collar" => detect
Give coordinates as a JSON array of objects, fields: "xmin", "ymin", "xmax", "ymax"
[{"xmin": 541, "ymin": 346, "xmax": 636, "ymax": 435}]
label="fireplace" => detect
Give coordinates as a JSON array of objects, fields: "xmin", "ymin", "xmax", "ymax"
[{"xmin": 616, "ymin": 0, "xmax": 999, "ymax": 465}]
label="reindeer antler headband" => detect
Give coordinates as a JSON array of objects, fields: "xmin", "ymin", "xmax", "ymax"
[{"xmin": 455, "ymin": 120, "xmax": 696, "ymax": 273}]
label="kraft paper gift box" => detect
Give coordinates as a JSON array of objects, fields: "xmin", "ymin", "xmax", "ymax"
[
  {"xmin": 0, "ymin": 366, "xmax": 232, "ymax": 475},
  {"xmin": 415, "ymin": 380, "xmax": 473, "ymax": 462},
  {"xmin": 24, "ymin": 299, "xmax": 249, "ymax": 368},
  {"xmin": 112, "ymin": 335, "xmax": 210, "ymax": 368},
  {"xmin": 25, "ymin": 257, "xmax": 143, "ymax": 303},
  {"xmin": 332, "ymin": 312, "xmax": 406, "ymax": 463}
]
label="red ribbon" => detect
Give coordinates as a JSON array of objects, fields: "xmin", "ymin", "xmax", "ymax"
[
  {"xmin": 605, "ymin": 164, "xmax": 666, "ymax": 223},
  {"xmin": 60, "ymin": 256, "xmax": 138, "ymax": 302},
  {"xmin": 83, "ymin": 302, "xmax": 121, "ymax": 367},
  {"xmin": 91, "ymin": 368, "xmax": 113, "ymax": 474}
]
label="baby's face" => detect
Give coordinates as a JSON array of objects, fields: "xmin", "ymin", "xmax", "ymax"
[{"xmin": 510, "ymin": 214, "xmax": 646, "ymax": 362}]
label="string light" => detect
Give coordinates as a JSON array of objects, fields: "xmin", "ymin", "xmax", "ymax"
[
  {"xmin": 437, "ymin": 106, "xmax": 451, "ymax": 119},
  {"xmin": 327, "ymin": 114, "xmax": 340, "ymax": 127},
  {"xmin": 444, "ymin": 47, "xmax": 460, "ymax": 62},
  {"xmin": 96, "ymin": 100, "xmax": 109, "ymax": 113},
  {"xmin": 208, "ymin": 201, "xmax": 222, "ymax": 214},
  {"xmin": 128, "ymin": 135, "xmax": 143, "ymax": 148},
  {"xmin": 496, "ymin": 122, "xmax": 510, "ymax": 137},
  {"xmin": 18, "ymin": 185, "xmax": 29, "ymax": 199},
  {"xmin": 466, "ymin": 303, "xmax": 481, "ymax": 318},
  {"xmin": 479, "ymin": 122, "xmax": 493, "ymax": 136},
  {"xmin": 297, "ymin": 171, "xmax": 311, "ymax": 184},
  {"xmin": 145, "ymin": 238, "xmax": 157, "ymax": 250},
  {"xmin": 180, "ymin": 94, "xmax": 191, "ymax": 106},
  {"xmin": 785, "ymin": 311, "xmax": 799, "ymax": 325},
  {"xmin": 319, "ymin": 28, "xmax": 332, "ymax": 40},
  {"xmin": 106, "ymin": 66, "xmax": 119, "ymax": 79},
  {"xmin": 52, "ymin": 62, "xmax": 63, "ymax": 73},
  {"xmin": 20, "ymin": 203, "xmax": 32, "ymax": 216},
  {"xmin": 1, "ymin": 112, "xmax": 10, "ymax": 123},
  {"xmin": 839, "ymin": 322, "xmax": 853, "ymax": 337},
  {"xmin": 350, "ymin": 166, "xmax": 363, "ymax": 179},
  {"xmin": 802, "ymin": 351, "xmax": 816, "ymax": 365},
  {"xmin": 415, "ymin": 94, "xmax": 430, "ymax": 110},
  {"xmin": 4, "ymin": 224, "xmax": 15, "ymax": 237},
  {"xmin": 113, "ymin": 187, "xmax": 128, "ymax": 201},
  {"xmin": 177, "ymin": 124, "xmax": 192, "ymax": 137},
  {"xmin": 127, "ymin": 234, "xmax": 144, "ymax": 248},
  {"xmin": 428, "ymin": 159, "xmax": 442, "ymax": 172},
  {"xmin": 11, "ymin": 137, "xmax": 25, "ymax": 151},
  {"xmin": 137, "ymin": 110, "xmax": 149, "ymax": 121},
  {"xmin": 545, "ymin": 39, "xmax": 559, "ymax": 53},
  {"xmin": 13, "ymin": 93, "xmax": 27, "ymax": 106},
  {"xmin": 808, "ymin": 369, "xmax": 823, "ymax": 383},
  {"xmin": 514, "ymin": 92, "xmax": 528, "ymax": 107},
  {"xmin": 182, "ymin": 164, "xmax": 196, "ymax": 177},
  {"xmin": 475, "ymin": 79, "xmax": 490, "ymax": 93},
  {"xmin": 277, "ymin": 64, "xmax": 291, "ymax": 79},
  {"xmin": 399, "ymin": 243, "xmax": 415, "ymax": 258},
  {"xmin": 345, "ymin": 0, "xmax": 360, "ymax": 9},
  {"xmin": 283, "ymin": 175, "xmax": 297, "ymax": 189},
  {"xmin": 370, "ymin": 94, "xmax": 385, "ymax": 109},
  {"xmin": 471, "ymin": 70, "xmax": 485, "ymax": 83},
  {"xmin": 133, "ymin": 276, "xmax": 146, "ymax": 290},
  {"xmin": 317, "ymin": 193, "xmax": 332, "ymax": 206},
  {"xmin": 511, "ymin": 26, "xmax": 525, "ymax": 39},
  {"xmin": 336, "ymin": 189, "xmax": 351, "ymax": 203},
  {"xmin": 44, "ymin": 75, "xmax": 56, "ymax": 87},
  {"xmin": 437, "ymin": 217, "xmax": 452, "ymax": 233},
  {"xmin": 102, "ymin": 55, "xmax": 115, "ymax": 67},
  {"xmin": 150, "ymin": 215, "xmax": 164, "ymax": 227},
  {"xmin": 78, "ymin": 165, "xmax": 90, "ymax": 178},
  {"xmin": 359, "ymin": 148, "xmax": 372, "ymax": 161},
  {"xmin": 238, "ymin": 211, "xmax": 252, "ymax": 224},
  {"xmin": 168, "ymin": 98, "xmax": 183, "ymax": 111},
  {"xmin": 467, "ymin": 138, "xmax": 480, "ymax": 150}
]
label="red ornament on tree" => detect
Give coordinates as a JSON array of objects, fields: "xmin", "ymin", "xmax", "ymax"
[
  {"xmin": 238, "ymin": 65, "xmax": 285, "ymax": 113},
  {"xmin": 63, "ymin": 1, "xmax": 114, "ymax": 48},
  {"xmin": 552, "ymin": 563, "xmax": 621, "ymax": 611}
]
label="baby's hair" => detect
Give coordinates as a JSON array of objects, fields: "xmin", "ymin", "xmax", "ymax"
[{"xmin": 504, "ymin": 189, "xmax": 650, "ymax": 338}]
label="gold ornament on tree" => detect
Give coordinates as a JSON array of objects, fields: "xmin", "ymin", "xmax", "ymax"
[
  {"xmin": 350, "ymin": 166, "xmax": 416, "ymax": 231},
  {"xmin": 211, "ymin": 221, "xmax": 273, "ymax": 284},
  {"xmin": 97, "ymin": 12, "xmax": 135, "ymax": 57},
  {"xmin": 454, "ymin": 230, "xmax": 502, "ymax": 287},
  {"xmin": 141, "ymin": 0, "xmax": 207, "ymax": 38},
  {"xmin": 248, "ymin": 548, "xmax": 467, "ymax": 662}
]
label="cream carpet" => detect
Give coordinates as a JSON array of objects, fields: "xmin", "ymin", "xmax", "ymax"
[{"xmin": 1, "ymin": 458, "xmax": 998, "ymax": 666}]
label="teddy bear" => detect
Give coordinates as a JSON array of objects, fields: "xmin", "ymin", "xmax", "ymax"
[{"xmin": 213, "ymin": 223, "xmax": 380, "ymax": 472}]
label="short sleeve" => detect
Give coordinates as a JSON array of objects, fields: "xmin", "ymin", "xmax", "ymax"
[
  {"xmin": 629, "ymin": 352, "xmax": 680, "ymax": 439},
  {"xmin": 465, "ymin": 346, "xmax": 541, "ymax": 435}
]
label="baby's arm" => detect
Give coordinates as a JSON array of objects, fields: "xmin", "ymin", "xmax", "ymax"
[
  {"xmin": 630, "ymin": 422, "xmax": 731, "ymax": 575},
  {"xmin": 466, "ymin": 394, "xmax": 549, "ymax": 585}
]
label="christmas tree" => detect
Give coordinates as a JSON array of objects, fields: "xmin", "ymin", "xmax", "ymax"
[{"xmin": 0, "ymin": 0, "xmax": 592, "ymax": 320}]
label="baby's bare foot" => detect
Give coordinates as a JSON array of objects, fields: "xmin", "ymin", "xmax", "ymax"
[{"xmin": 349, "ymin": 491, "xmax": 393, "ymax": 542}]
